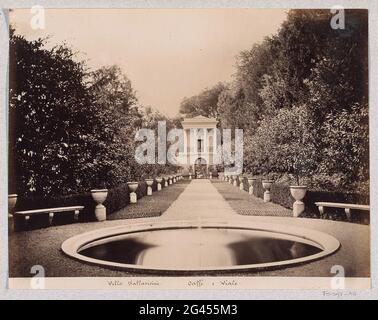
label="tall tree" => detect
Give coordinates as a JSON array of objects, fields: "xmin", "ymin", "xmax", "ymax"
[
  {"xmin": 9, "ymin": 32, "xmax": 100, "ymax": 197},
  {"xmin": 179, "ymin": 82, "xmax": 228, "ymax": 120}
]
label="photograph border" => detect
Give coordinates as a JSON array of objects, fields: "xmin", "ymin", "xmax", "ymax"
[{"xmin": 1, "ymin": 0, "xmax": 377, "ymax": 300}]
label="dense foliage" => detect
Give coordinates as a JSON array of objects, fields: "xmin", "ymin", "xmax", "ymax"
[
  {"xmin": 180, "ymin": 9, "xmax": 369, "ymax": 192},
  {"xmin": 9, "ymin": 30, "xmax": 175, "ymax": 197}
]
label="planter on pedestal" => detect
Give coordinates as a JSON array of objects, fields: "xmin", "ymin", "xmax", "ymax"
[
  {"xmin": 168, "ymin": 176, "xmax": 173, "ymax": 185},
  {"xmin": 239, "ymin": 175, "xmax": 244, "ymax": 191},
  {"xmin": 8, "ymin": 194, "xmax": 17, "ymax": 218},
  {"xmin": 145, "ymin": 179, "xmax": 154, "ymax": 196},
  {"xmin": 156, "ymin": 177, "xmax": 163, "ymax": 191},
  {"xmin": 127, "ymin": 182, "xmax": 139, "ymax": 204},
  {"xmin": 189, "ymin": 173, "xmax": 192, "ymax": 179},
  {"xmin": 247, "ymin": 178, "xmax": 256, "ymax": 195},
  {"xmin": 164, "ymin": 177, "xmax": 169, "ymax": 187},
  {"xmin": 262, "ymin": 180, "xmax": 274, "ymax": 203},
  {"xmin": 233, "ymin": 175, "xmax": 238, "ymax": 187},
  {"xmin": 91, "ymin": 189, "xmax": 108, "ymax": 221},
  {"xmin": 290, "ymin": 186, "xmax": 307, "ymax": 217}
]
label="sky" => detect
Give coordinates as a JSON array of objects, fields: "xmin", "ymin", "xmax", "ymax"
[{"xmin": 10, "ymin": 8, "xmax": 287, "ymax": 117}]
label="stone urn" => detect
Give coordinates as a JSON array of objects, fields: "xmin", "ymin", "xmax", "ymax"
[
  {"xmin": 189, "ymin": 173, "xmax": 192, "ymax": 179},
  {"xmin": 290, "ymin": 186, "xmax": 307, "ymax": 217},
  {"xmin": 233, "ymin": 175, "xmax": 238, "ymax": 187},
  {"xmin": 247, "ymin": 178, "xmax": 256, "ymax": 195},
  {"xmin": 127, "ymin": 182, "xmax": 139, "ymax": 204},
  {"xmin": 229, "ymin": 175, "xmax": 233, "ymax": 184},
  {"xmin": 168, "ymin": 176, "xmax": 173, "ymax": 185},
  {"xmin": 239, "ymin": 175, "xmax": 244, "ymax": 191},
  {"xmin": 91, "ymin": 189, "xmax": 108, "ymax": 221},
  {"xmin": 164, "ymin": 177, "xmax": 169, "ymax": 187},
  {"xmin": 262, "ymin": 180, "xmax": 274, "ymax": 202},
  {"xmin": 145, "ymin": 178, "xmax": 154, "ymax": 196},
  {"xmin": 156, "ymin": 177, "xmax": 163, "ymax": 191},
  {"xmin": 8, "ymin": 194, "xmax": 17, "ymax": 217},
  {"xmin": 209, "ymin": 172, "xmax": 213, "ymax": 179}
]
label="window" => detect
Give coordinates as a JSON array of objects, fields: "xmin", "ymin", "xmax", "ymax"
[{"xmin": 197, "ymin": 139, "xmax": 202, "ymax": 153}]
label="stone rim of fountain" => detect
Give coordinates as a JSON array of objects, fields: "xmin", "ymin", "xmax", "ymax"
[{"xmin": 61, "ymin": 219, "xmax": 340, "ymax": 274}]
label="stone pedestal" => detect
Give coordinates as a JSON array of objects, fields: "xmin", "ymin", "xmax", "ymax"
[
  {"xmin": 127, "ymin": 182, "xmax": 139, "ymax": 204},
  {"xmin": 8, "ymin": 194, "xmax": 17, "ymax": 218},
  {"xmin": 233, "ymin": 176, "xmax": 238, "ymax": 187},
  {"xmin": 239, "ymin": 181, "xmax": 244, "ymax": 191},
  {"xmin": 146, "ymin": 179, "xmax": 154, "ymax": 196},
  {"xmin": 262, "ymin": 180, "xmax": 273, "ymax": 203},
  {"xmin": 91, "ymin": 189, "xmax": 108, "ymax": 221},
  {"xmin": 169, "ymin": 177, "xmax": 173, "ymax": 185},
  {"xmin": 156, "ymin": 178, "xmax": 163, "ymax": 191},
  {"xmin": 263, "ymin": 190, "xmax": 271, "ymax": 202},
  {"xmin": 164, "ymin": 178, "xmax": 169, "ymax": 187},
  {"xmin": 130, "ymin": 192, "xmax": 137, "ymax": 203},
  {"xmin": 290, "ymin": 186, "xmax": 307, "ymax": 217},
  {"xmin": 247, "ymin": 178, "xmax": 256, "ymax": 195}
]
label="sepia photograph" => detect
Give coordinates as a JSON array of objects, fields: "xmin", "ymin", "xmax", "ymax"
[{"xmin": 6, "ymin": 6, "xmax": 370, "ymax": 290}]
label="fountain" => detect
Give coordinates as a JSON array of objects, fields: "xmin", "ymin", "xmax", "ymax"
[{"xmin": 62, "ymin": 220, "xmax": 340, "ymax": 273}]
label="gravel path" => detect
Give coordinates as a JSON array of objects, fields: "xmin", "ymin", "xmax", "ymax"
[
  {"xmin": 211, "ymin": 179, "xmax": 292, "ymax": 217},
  {"xmin": 8, "ymin": 179, "xmax": 370, "ymax": 279},
  {"xmin": 108, "ymin": 180, "xmax": 190, "ymax": 220}
]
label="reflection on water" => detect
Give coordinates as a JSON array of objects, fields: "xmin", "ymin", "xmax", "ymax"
[{"xmin": 79, "ymin": 227, "xmax": 322, "ymax": 268}]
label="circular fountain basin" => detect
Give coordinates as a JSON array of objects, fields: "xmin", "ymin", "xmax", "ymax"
[{"xmin": 61, "ymin": 221, "xmax": 340, "ymax": 273}]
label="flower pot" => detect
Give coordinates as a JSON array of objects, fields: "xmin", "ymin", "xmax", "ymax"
[
  {"xmin": 262, "ymin": 180, "xmax": 274, "ymax": 202},
  {"xmin": 290, "ymin": 186, "xmax": 307, "ymax": 217},
  {"xmin": 232, "ymin": 175, "xmax": 238, "ymax": 187},
  {"xmin": 262, "ymin": 180, "xmax": 273, "ymax": 189},
  {"xmin": 127, "ymin": 182, "xmax": 139, "ymax": 203},
  {"xmin": 239, "ymin": 176, "xmax": 244, "ymax": 191},
  {"xmin": 156, "ymin": 177, "xmax": 163, "ymax": 191},
  {"xmin": 91, "ymin": 189, "xmax": 108, "ymax": 221},
  {"xmin": 247, "ymin": 178, "xmax": 256, "ymax": 195},
  {"xmin": 8, "ymin": 194, "xmax": 17, "ymax": 217},
  {"xmin": 145, "ymin": 178, "xmax": 154, "ymax": 196}
]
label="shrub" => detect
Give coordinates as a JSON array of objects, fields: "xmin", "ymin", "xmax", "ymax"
[
  {"xmin": 252, "ymin": 179, "xmax": 264, "ymax": 198},
  {"xmin": 249, "ymin": 179, "xmax": 369, "ymax": 223},
  {"xmin": 14, "ymin": 178, "xmax": 167, "ymax": 231},
  {"xmin": 271, "ymin": 184, "xmax": 293, "ymax": 209}
]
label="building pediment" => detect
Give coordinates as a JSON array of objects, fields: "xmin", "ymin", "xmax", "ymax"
[{"xmin": 181, "ymin": 115, "xmax": 217, "ymax": 129}]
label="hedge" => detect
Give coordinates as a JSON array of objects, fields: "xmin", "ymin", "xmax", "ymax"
[
  {"xmin": 13, "ymin": 177, "xmax": 168, "ymax": 231},
  {"xmin": 249, "ymin": 178, "xmax": 369, "ymax": 223}
]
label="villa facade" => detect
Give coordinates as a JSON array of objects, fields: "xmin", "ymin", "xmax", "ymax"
[{"xmin": 178, "ymin": 115, "xmax": 218, "ymax": 176}]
